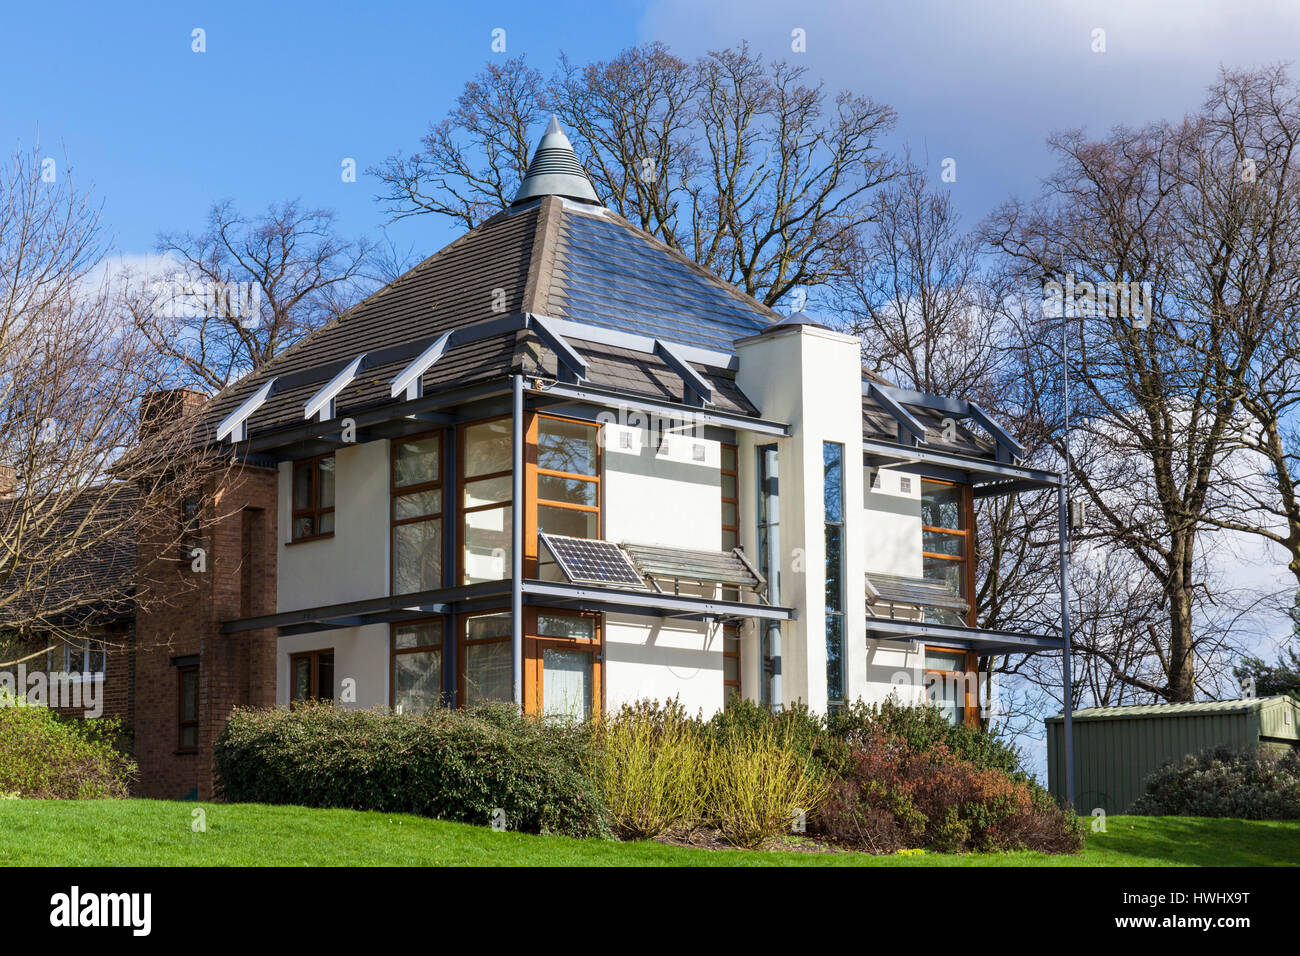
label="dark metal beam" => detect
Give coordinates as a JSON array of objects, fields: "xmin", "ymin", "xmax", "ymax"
[
  {"xmin": 654, "ymin": 338, "xmax": 713, "ymax": 407},
  {"xmin": 863, "ymin": 439, "xmax": 1062, "ymax": 489},
  {"xmin": 527, "ymin": 314, "xmax": 589, "ymax": 384},
  {"xmin": 865, "ymin": 616, "xmax": 1062, "ymax": 652},
  {"xmin": 520, "ymin": 579, "xmax": 795, "ymax": 622},
  {"xmin": 532, "ymin": 382, "xmax": 788, "ymax": 437},
  {"xmin": 865, "ymin": 383, "xmax": 926, "ymax": 446}
]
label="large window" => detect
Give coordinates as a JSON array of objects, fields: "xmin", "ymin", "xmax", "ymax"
[
  {"xmin": 461, "ymin": 419, "xmax": 512, "ymax": 584},
  {"xmin": 823, "ymin": 442, "xmax": 845, "ymax": 709},
  {"xmin": 391, "ymin": 432, "xmax": 442, "ymax": 594},
  {"xmin": 756, "ymin": 444, "xmax": 780, "ymax": 707},
  {"xmin": 177, "ymin": 666, "xmax": 198, "ymax": 752},
  {"xmin": 392, "ymin": 621, "xmax": 442, "ymax": 715},
  {"xmin": 924, "ymin": 647, "xmax": 977, "ymax": 726},
  {"xmin": 721, "ymin": 443, "xmax": 741, "ymax": 705},
  {"xmin": 292, "ymin": 454, "xmax": 335, "ymax": 541},
  {"xmin": 289, "ymin": 649, "xmax": 334, "ymax": 706},
  {"xmin": 460, "ymin": 611, "xmax": 512, "ymax": 705},
  {"xmin": 920, "ymin": 478, "xmax": 974, "ymax": 625},
  {"xmin": 535, "ymin": 415, "xmax": 600, "ymax": 539}
]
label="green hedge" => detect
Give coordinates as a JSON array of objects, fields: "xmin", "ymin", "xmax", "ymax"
[
  {"xmin": 0, "ymin": 692, "xmax": 136, "ymax": 798},
  {"xmin": 213, "ymin": 702, "xmax": 610, "ymax": 838},
  {"xmin": 1130, "ymin": 745, "xmax": 1300, "ymax": 819}
]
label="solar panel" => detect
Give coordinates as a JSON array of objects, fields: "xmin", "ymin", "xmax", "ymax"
[{"xmin": 540, "ymin": 533, "xmax": 646, "ymax": 588}]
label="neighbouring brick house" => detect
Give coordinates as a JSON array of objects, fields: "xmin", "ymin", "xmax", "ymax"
[{"xmin": 5, "ymin": 118, "xmax": 1075, "ymax": 800}]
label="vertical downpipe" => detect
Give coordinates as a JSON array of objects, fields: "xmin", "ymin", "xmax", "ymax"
[
  {"xmin": 511, "ymin": 375, "xmax": 525, "ymax": 712},
  {"xmin": 763, "ymin": 445, "xmax": 782, "ymax": 710},
  {"xmin": 1058, "ymin": 481, "xmax": 1075, "ymax": 806}
]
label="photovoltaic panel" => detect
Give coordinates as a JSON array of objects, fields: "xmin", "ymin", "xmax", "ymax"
[{"xmin": 540, "ymin": 533, "xmax": 646, "ymax": 588}]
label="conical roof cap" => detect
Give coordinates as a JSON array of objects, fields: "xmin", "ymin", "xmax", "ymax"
[{"xmin": 512, "ymin": 115, "xmax": 600, "ymax": 205}]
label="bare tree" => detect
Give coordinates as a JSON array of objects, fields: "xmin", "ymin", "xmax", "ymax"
[
  {"xmin": 0, "ymin": 147, "xmax": 225, "ymax": 671},
  {"xmin": 124, "ymin": 199, "xmax": 372, "ymax": 392},
  {"xmin": 371, "ymin": 44, "xmax": 898, "ymax": 307}
]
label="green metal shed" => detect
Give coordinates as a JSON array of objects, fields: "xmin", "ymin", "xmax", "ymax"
[{"xmin": 1045, "ymin": 695, "xmax": 1300, "ymax": 813}]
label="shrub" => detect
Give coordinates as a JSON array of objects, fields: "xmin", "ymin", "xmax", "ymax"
[
  {"xmin": 707, "ymin": 698, "xmax": 846, "ymax": 773},
  {"xmin": 818, "ymin": 723, "xmax": 1083, "ymax": 854},
  {"xmin": 1130, "ymin": 745, "xmax": 1300, "ymax": 819},
  {"xmin": 213, "ymin": 702, "xmax": 610, "ymax": 838},
  {"xmin": 828, "ymin": 698, "xmax": 1023, "ymax": 776},
  {"xmin": 588, "ymin": 699, "xmax": 708, "ymax": 839},
  {"xmin": 0, "ymin": 691, "xmax": 136, "ymax": 798},
  {"xmin": 705, "ymin": 722, "xmax": 831, "ymax": 849}
]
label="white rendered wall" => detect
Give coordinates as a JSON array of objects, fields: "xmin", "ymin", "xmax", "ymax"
[
  {"xmin": 600, "ymin": 420, "xmax": 724, "ymax": 715},
  {"xmin": 277, "ymin": 624, "xmax": 390, "ymax": 710},
  {"xmin": 277, "ymin": 439, "xmax": 391, "ymax": 613}
]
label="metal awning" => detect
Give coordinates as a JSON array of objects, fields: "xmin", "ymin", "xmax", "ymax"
[
  {"xmin": 866, "ymin": 615, "xmax": 1062, "ymax": 654},
  {"xmin": 863, "ymin": 438, "xmax": 1062, "ymax": 493},
  {"xmin": 866, "ymin": 571, "xmax": 967, "ymax": 627},
  {"xmin": 622, "ymin": 542, "xmax": 767, "ymax": 601}
]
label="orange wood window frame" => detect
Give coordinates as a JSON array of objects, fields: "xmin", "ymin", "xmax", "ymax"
[
  {"xmin": 525, "ymin": 413, "xmax": 602, "ymax": 577},
  {"xmin": 722, "ymin": 622, "xmax": 741, "ymax": 704},
  {"xmin": 290, "ymin": 453, "xmax": 335, "ymax": 543},
  {"xmin": 923, "ymin": 647, "xmax": 979, "ymax": 727},
  {"xmin": 177, "ymin": 665, "xmax": 198, "ymax": 753},
  {"xmin": 390, "ymin": 429, "xmax": 444, "ymax": 594},
  {"xmin": 920, "ymin": 478, "xmax": 977, "ymax": 627},
  {"xmin": 523, "ymin": 606, "xmax": 602, "ymax": 717}
]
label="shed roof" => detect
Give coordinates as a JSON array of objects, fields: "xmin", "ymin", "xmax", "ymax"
[{"xmin": 1046, "ymin": 695, "xmax": 1300, "ymax": 722}]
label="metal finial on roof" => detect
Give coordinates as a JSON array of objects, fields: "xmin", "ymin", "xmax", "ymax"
[{"xmin": 512, "ymin": 114, "xmax": 600, "ymax": 206}]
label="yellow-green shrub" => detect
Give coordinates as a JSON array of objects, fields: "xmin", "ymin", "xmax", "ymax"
[{"xmin": 588, "ymin": 700, "xmax": 707, "ymax": 839}]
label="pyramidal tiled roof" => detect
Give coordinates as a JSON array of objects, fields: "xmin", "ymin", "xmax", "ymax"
[{"xmin": 193, "ymin": 120, "xmax": 781, "ymax": 443}]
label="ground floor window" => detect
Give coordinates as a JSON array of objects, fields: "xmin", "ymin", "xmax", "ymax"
[
  {"xmin": 392, "ymin": 621, "xmax": 442, "ymax": 714},
  {"xmin": 47, "ymin": 635, "xmax": 107, "ymax": 678},
  {"xmin": 722, "ymin": 623, "xmax": 741, "ymax": 706},
  {"xmin": 525, "ymin": 609, "xmax": 600, "ymax": 721},
  {"xmin": 923, "ymin": 647, "xmax": 977, "ymax": 726},
  {"xmin": 178, "ymin": 666, "xmax": 198, "ymax": 752},
  {"xmin": 289, "ymin": 649, "xmax": 335, "ymax": 706},
  {"xmin": 460, "ymin": 611, "xmax": 512, "ymax": 705}
]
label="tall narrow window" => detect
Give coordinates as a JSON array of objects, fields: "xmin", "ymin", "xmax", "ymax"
[
  {"xmin": 924, "ymin": 647, "xmax": 977, "ymax": 726},
  {"xmin": 392, "ymin": 432, "xmax": 443, "ymax": 594},
  {"xmin": 461, "ymin": 419, "xmax": 512, "ymax": 584},
  {"xmin": 292, "ymin": 454, "xmax": 335, "ymax": 541},
  {"xmin": 722, "ymin": 623, "xmax": 741, "ymax": 707},
  {"xmin": 535, "ymin": 416, "xmax": 600, "ymax": 539},
  {"xmin": 823, "ymin": 442, "xmax": 845, "ymax": 709},
  {"xmin": 392, "ymin": 621, "xmax": 442, "ymax": 715},
  {"xmin": 177, "ymin": 666, "xmax": 198, "ymax": 752},
  {"xmin": 721, "ymin": 444, "xmax": 741, "ymax": 703},
  {"xmin": 460, "ymin": 611, "xmax": 512, "ymax": 705},
  {"xmin": 756, "ymin": 444, "xmax": 779, "ymax": 708},
  {"xmin": 920, "ymin": 478, "xmax": 974, "ymax": 625}
]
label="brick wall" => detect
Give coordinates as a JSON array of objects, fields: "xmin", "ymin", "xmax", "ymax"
[{"xmin": 132, "ymin": 464, "xmax": 278, "ymax": 799}]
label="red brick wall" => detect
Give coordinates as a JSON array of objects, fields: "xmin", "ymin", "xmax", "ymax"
[{"xmin": 132, "ymin": 464, "xmax": 278, "ymax": 799}]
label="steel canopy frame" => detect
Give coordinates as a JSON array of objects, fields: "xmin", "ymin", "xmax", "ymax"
[
  {"xmin": 863, "ymin": 439, "xmax": 1062, "ymax": 491},
  {"xmin": 864, "ymin": 616, "xmax": 1063, "ymax": 654}
]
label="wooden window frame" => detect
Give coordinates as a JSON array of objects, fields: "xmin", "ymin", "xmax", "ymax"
[
  {"xmin": 458, "ymin": 417, "xmax": 514, "ymax": 585},
  {"xmin": 923, "ymin": 647, "xmax": 979, "ymax": 727},
  {"xmin": 290, "ymin": 453, "xmax": 336, "ymax": 543},
  {"xmin": 389, "ymin": 618, "xmax": 444, "ymax": 713},
  {"xmin": 177, "ymin": 665, "xmax": 199, "ymax": 753},
  {"xmin": 288, "ymin": 649, "xmax": 334, "ymax": 707},
  {"xmin": 920, "ymin": 478, "xmax": 976, "ymax": 627},
  {"xmin": 524, "ymin": 606, "xmax": 602, "ymax": 718},
  {"xmin": 722, "ymin": 622, "xmax": 741, "ymax": 706},
  {"xmin": 526, "ymin": 413, "xmax": 602, "ymax": 576},
  {"xmin": 456, "ymin": 608, "xmax": 513, "ymax": 707},
  {"xmin": 391, "ymin": 429, "xmax": 445, "ymax": 594}
]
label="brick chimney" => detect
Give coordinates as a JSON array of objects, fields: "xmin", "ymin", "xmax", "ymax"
[{"xmin": 139, "ymin": 388, "xmax": 208, "ymax": 439}]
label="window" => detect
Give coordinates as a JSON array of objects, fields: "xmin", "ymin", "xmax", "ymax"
[
  {"xmin": 392, "ymin": 432, "xmax": 443, "ymax": 594},
  {"xmin": 756, "ymin": 444, "xmax": 780, "ymax": 707},
  {"xmin": 534, "ymin": 415, "xmax": 600, "ymax": 540},
  {"xmin": 525, "ymin": 609, "xmax": 600, "ymax": 720},
  {"xmin": 720, "ymin": 443, "xmax": 739, "ymax": 551},
  {"xmin": 461, "ymin": 419, "xmax": 512, "ymax": 583},
  {"xmin": 289, "ymin": 650, "xmax": 335, "ymax": 706},
  {"xmin": 177, "ymin": 666, "xmax": 198, "ymax": 752},
  {"xmin": 47, "ymin": 636, "xmax": 107, "ymax": 679},
  {"xmin": 824, "ymin": 442, "xmax": 845, "ymax": 709},
  {"xmin": 292, "ymin": 454, "xmax": 336, "ymax": 541},
  {"xmin": 924, "ymin": 648, "xmax": 977, "ymax": 726},
  {"xmin": 921, "ymin": 479, "xmax": 974, "ymax": 625},
  {"xmin": 460, "ymin": 611, "xmax": 512, "ymax": 705},
  {"xmin": 722, "ymin": 623, "xmax": 741, "ymax": 707},
  {"xmin": 392, "ymin": 621, "xmax": 442, "ymax": 715}
]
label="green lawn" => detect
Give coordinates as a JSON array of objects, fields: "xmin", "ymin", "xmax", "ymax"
[{"xmin": 0, "ymin": 799, "xmax": 1294, "ymax": 866}]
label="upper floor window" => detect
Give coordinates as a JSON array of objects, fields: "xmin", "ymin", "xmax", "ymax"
[
  {"xmin": 920, "ymin": 478, "xmax": 973, "ymax": 625},
  {"xmin": 461, "ymin": 419, "xmax": 512, "ymax": 584},
  {"xmin": 824, "ymin": 442, "xmax": 845, "ymax": 708},
  {"xmin": 292, "ymin": 454, "xmax": 335, "ymax": 541},
  {"xmin": 535, "ymin": 416, "xmax": 599, "ymax": 539},
  {"xmin": 392, "ymin": 433, "xmax": 442, "ymax": 594}
]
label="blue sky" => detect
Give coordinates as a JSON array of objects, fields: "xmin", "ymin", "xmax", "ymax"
[{"xmin": 6, "ymin": 0, "xmax": 1300, "ymax": 264}]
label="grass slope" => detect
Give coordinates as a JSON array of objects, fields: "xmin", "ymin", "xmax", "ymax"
[{"xmin": 0, "ymin": 800, "xmax": 1295, "ymax": 866}]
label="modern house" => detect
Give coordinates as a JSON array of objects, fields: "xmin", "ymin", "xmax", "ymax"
[{"xmin": 18, "ymin": 118, "xmax": 1075, "ymax": 800}]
